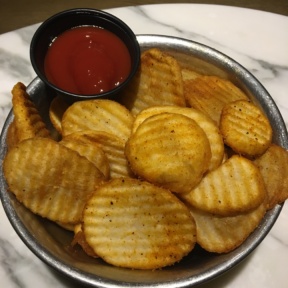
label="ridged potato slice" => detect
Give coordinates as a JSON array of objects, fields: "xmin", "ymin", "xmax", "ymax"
[
  {"xmin": 131, "ymin": 105, "xmax": 224, "ymax": 171},
  {"xmin": 83, "ymin": 177, "xmax": 197, "ymax": 269},
  {"xmin": 60, "ymin": 136, "xmax": 110, "ymax": 180},
  {"xmin": 180, "ymin": 155, "xmax": 267, "ymax": 216},
  {"xmin": 61, "ymin": 99, "xmax": 134, "ymax": 141},
  {"xmin": 63, "ymin": 130, "xmax": 134, "ymax": 179},
  {"xmin": 254, "ymin": 144, "xmax": 288, "ymax": 209},
  {"xmin": 120, "ymin": 48, "xmax": 186, "ymax": 115},
  {"xmin": 126, "ymin": 112, "xmax": 211, "ymax": 193},
  {"xmin": 190, "ymin": 201, "xmax": 267, "ymax": 253},
  {"xmin": 184, "ymin": 75, "xmax": 249, "ymax": 125},
  {"xmin": 3, "ymin": 137, "xmax": 105, "ymax": 224},
  {"xmin": 220, "ymin": 100, "xmax": 272, "ymax": 157}
]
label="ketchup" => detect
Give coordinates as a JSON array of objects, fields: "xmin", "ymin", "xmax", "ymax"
[{"xmin": 44, "ymin": 26, "xmax": 131, "ymax": 95}]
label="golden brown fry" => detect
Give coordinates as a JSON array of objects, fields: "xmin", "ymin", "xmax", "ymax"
[
  {"xmin": 132, "ymin": 105, "xmax": 224, "ymax": 171},
  {"xmin": 120, "ymin": 48, "xmax": 186, "ymax": 116},
  {"xmin": 3, "ymin": 137, "xmax": 105, "ymax": 224},
  {"xmin": 190, "ymin": 201, "xmax": 267, "ymax": 253},
  {"xmin": 10, "ymin": 82, "xmax": 51, "ymax": 146},
  {"xmin": 254, "ymin": 144, "xmax": 288, "ymax": 209},
  {"xmin": 61, "ymin": 99, "xmax": 134, "ymax": 141},
  {"xmin": 220, "ymin": 100, "xmax": 272, "ymax": 157},
  {"xmin": 126, "ymin": 112, "xmax": 211, "ymax": 193},
  {"xmin": 83, "ymin": 177, "xmax": 197, "ymax": 269},
  {"xmin": 180, "ymin": 155, "xmax": 267, "ymax": 216},
  {"xmin": 63, "ymin": 130, "xmax": 134, "ymax": 179},
  {"xmin": 184, "ymin": 75, "xmax": 249, "ymax": 125}
]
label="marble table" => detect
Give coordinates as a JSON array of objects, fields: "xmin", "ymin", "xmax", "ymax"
[{"xmin": 1, "ymin": 4, "xmax": 288, "ymax": 288}]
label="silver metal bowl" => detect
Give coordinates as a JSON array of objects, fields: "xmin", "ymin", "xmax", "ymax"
[{"xmin": 1, "ymin": 35, "xmax": 287, "ymax": 288}]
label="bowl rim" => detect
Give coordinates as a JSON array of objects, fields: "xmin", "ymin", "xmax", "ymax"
[
  {"xmin": 29, "ymin": 7, "xmax": 141, "ymax": 101},
  {"xmin": 1, "ymin": 34, "xmax": 287, "ymax": 288}
]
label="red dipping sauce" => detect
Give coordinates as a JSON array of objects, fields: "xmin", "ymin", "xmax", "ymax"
[{"xmin": 44, "ymin": 26, "xmax": 131, "ymax": 95}]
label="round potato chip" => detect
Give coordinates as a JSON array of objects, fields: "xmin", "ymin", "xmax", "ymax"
[
  {"xmin": 132, "ymin": 106, "xmax": 224, "ymax": 171},
  {"xmin": 83, "ymin": 177, "xmax": 197, "ymax": 269},
  {"xmin": 61, "ymin": 99, "xmax": 134, "ymax": 141},
  {"xmin": 184, "ymin": 75, "xmax": 249, "ymax": 125},
  {"xmin": 254, "ymin": 144, "xmax": 288, "ymax": 209},
  {"xmin": 190, "ymin": 201, "xmax": 267, "ymax": 253},
  {"xmin": 180, "ymin": 155, "xmax": 267, "ymax": 216},
  {"xmin": 11, "ymin": 82, "xmax": 51, "ymax": 144},
  {"xmin": 126, "ymin": 112, "xmax": 211, "ymax": 193},
  {"xmin": 120, "ymin": 48, "xmax": 185, "ymax": 116},
  {"xmin": 3, "ymin": 137, "xmax": 105, "ymax": 224},
  {"xmin": 220, "ymin": 100, "xmax": 272, "ymax": 157},
  {"xmin": 60, "ymin": 136, "xmax": 110, "ymax": 180},
  {"xmin": 62, "ymin": 130, "xmax": 134, "ymax": 179}
]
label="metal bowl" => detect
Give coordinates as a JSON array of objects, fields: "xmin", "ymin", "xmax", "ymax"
[{"xmin": 1, "ymin": 35, "xmax": 287, "ymax": 288}]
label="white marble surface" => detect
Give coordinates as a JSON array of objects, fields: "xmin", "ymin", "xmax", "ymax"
[{"xmin": 0, "ymin": 3, "xmax": 288, "ymax": 288}]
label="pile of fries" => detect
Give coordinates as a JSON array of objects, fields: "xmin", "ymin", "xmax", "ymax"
[{"xmin": 3, "ymin": 48, "xmax": 288, "ymax": 270}]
